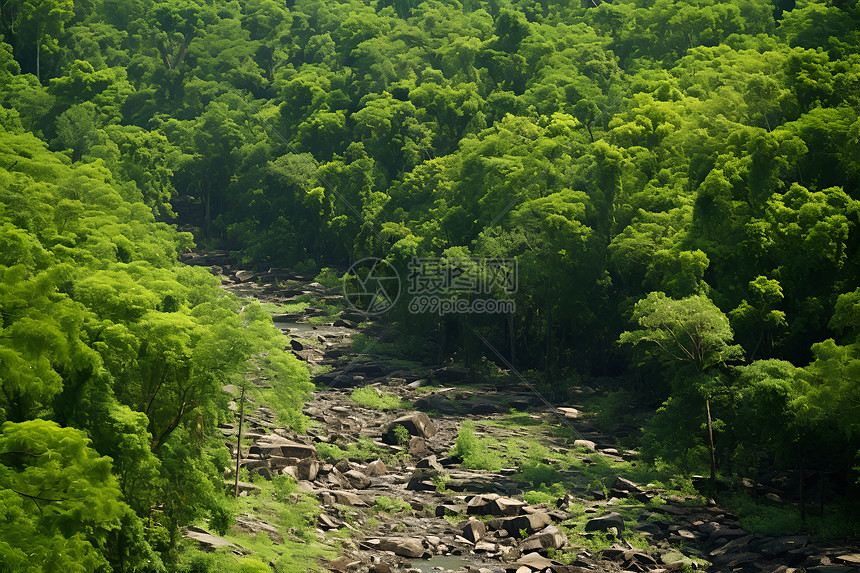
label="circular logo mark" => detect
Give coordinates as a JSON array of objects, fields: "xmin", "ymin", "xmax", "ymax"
[{"xmin": 342, "ymin": 257, "xmax": 401, "ymax": 315}]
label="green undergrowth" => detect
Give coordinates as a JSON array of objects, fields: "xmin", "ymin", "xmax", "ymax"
[
  {"xmin": 724, "ymin": 492, "xmax": 860, "ymax": 543},
  {"xmin": 451, "ymin": 420, "xmax": 503, "ymax": 472},
  {"xmin": 307, "ymin": 302, "xmax": 346, "ymax": 323},
  {"xmin": 350, "ymin": 386, "xmax": 408, "ymax": 410},
  {"xmin": 373, "ymin": 495, "xmax": 412, "ymax": 514},
  {"xmin": 415, "ymin": 384, "xmax": 441, "ymax": 393},
  {"xmin": 351, "ymin": 333, "xmax": 398, "ymax": 354},
  {"xmin": 250, "ymin": 298, "xmax": 310, "ymax": 315},
  {"xmin": 313, "ymin": 268, "xmax": 347, "ymax": 289},
  {"xmin": 314, "ymin": 437, "xmax": 387, "ymax": 462},
  {"xmin": 175, "ymin": 475, "xmax": 335, "ymax": 572}
]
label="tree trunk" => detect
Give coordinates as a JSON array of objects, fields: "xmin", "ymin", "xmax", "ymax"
[
  {"xmin": 706, "ymin": 398, "xmax": 717, "ymax": 494},
  {"xmin": 799, "ymin": 449, "xmax": 806, "ymax": 523},
  {"xmin": 36, "ymin": 32, "xmax": 40, "ymax": 83},
  {"xmin": 234, "ymin": 385, "xmax": 245, "ymax": 498},
  {"xmin": 204, "ymin": 187, "xmax": 211, "ymax": 237}
]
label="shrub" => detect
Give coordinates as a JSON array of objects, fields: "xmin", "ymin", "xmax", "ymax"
[{"xmin": 451, "ymin": 421, "xmax": 502, "ymax": 472}]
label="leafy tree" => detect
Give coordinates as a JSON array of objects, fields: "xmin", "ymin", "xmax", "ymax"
[
  {"xmin": 0, "ymin": 0, "xmax": 74, "ymax": 81},
  {"xmin": 621, "ymin": 292, "xmax": 743, "ymax": 482},
  {"xmin": 729, "ymin": 276, "xmax": 788, "ymax": 360},
  {"xmin": 0, "ymin": 419, "xmax": 159, "ymax": 572}
]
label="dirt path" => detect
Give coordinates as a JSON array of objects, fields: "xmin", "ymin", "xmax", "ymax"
[{"xmin": 185, "ymin": 253, "xmax": 858, "ymax": 573}]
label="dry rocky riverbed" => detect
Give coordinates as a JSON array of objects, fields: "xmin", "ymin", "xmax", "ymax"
[{"xmin": 181, "ymin": 252, "xmax": 860, "ymax": 573}]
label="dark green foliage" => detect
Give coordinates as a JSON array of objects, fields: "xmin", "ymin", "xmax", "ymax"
[{"xmin": 1, "ymin": 0, "xmax": 859, "ymax": 563}]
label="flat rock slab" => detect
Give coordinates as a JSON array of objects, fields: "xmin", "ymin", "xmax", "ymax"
[
  {"xmin": 585, "ymin": 512, "xmax": 625, "ymax": 532},
  {"xmin": 185, "ymin": 526, "xmax": 240, "ymax": 551},
  {"xmin": 254, "ymin": 435, "xmax": 317, "ymax": 459},
  {"xmin": 515, "ymin": 551, "xmax": 562, "ymax": 570},
  {"xmin": 382, "ymin": 412, "xmax": 438, "ymax": 444},
  {"xmin": 521, "ymin": 526, "xmax": 567, "ymax": 552},
  {"xmin": 836, "ymin": 554, "xmax": 860, "ymax": 566},
  {"xmin": 467, "ymin": 494, "xmax": 527, "ymax": 516},
  {"xmin": 462, "ymin": 519, "xmax": 486, "ymax": 543},
  {"xmin": 375, "ymin": 537, "xmax": 429, "ymax": 558},
  {"xmin": 232, "ymin": 515, "xmax": 283, "ymax": 543},
  {"xmin": 495, "ymin": 512, "xmax": 553, "ymax": 537}
]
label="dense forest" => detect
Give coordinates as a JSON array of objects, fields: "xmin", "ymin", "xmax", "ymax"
[{"xmin": 1, "ymin": 0, "xmax": 859, "ymax": 570}]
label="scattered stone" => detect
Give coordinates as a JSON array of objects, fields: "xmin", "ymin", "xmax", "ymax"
[
  {"xmin": 573, "ymin": 439, "xmax": 596, "ymax": 452},
  {"xmin": 431, "ymin": 365, "xmax": 472, "ymax": 383},
  {"xmin": 416, "ymin": 455, "xmax": 444, "ymax": 471},
  {"xmin": 709, "ymin": 534, "xmax": 756, "ymax": 557},
  {"xmin": 462, "ymin": 519, "xmax": 486, "ymax": 543},
  {"xmin": 406, "ymin": 468, "xmax": 442, "ymax": 492},
  {"xmin": 333, "ymin": 319, "xmax": 357, "ymax": 328},
  {"xmin": 414, "ymin": 394, "xmax": 461, "ymax": 414},
  {"xmin": 836, "ymin": 554, "xmax": 860, "ymax": 566},
  {"xmin": 520, "ymin": 525, "xmax": 567, "ymax": 552},
  {"xmin": 759, "ymin": 535, "xmax": 809, "ymax": 556},
  {"xmin": 713, "ymin": 552, "xmax": 760, "ymax": 568},
  {"xmin": 344, "ymin": 469, "xmax": 371, "ymax": 489},
  {"xmin": 556, "ymin": 407, "xmax": 580, "ymax": 419},
  {"xmin": 636, "ymin": 523, "xmax": 662, "ymax": 536},
  {"xmin": 585, "ymin": 512, "xmax": 625, "ymax": 533},
  {"xmin": 436, "ymin": 503, "xmax": 468, "ymax": 517},
  {"xmin": 317, "ymin": 489, "xmax": 368, "ymax": 506},
  {"xmin": 382, "ymin": 412, "xmax": 438, "ymax": 444},
  {"xmin": 235, "ymin": 270, "xmax": 257, "ymax": 283},
  {"xmin": 612, "ymin": 476, "xmax": 642, "ymax": 493},
  {"xmin": 377, "ymin": 537, "xmax": 429, "ymax": 558},
  {"xmin": 254, "ymin": 435, "xmax": 317, "ymax": 459},
  {"xmin": 297, "ymin": 457, "xmax": 320, "ymax": 481},
  {"xmin": 184, "ymin": 526, "xmax": 239, "ymax": 551},
  {"xmin": 365, "ymin": 459, "xmax": 387, "ymax": 476},
  {"xmin": 497, "ymin": 512, "xmax": 553, "ymax": 538},
  {"xmin": 408, "ymin": 436, "xmax": 431, "ymax": 458},
  {"xmin": 468, "ymin": 494, "xmax": 527, "ymax": 517},
  {"xmin": 335, "ymin": 458, "xmax": 352, "ymax": 473},
  {"xmin": 326, "ymin": 556, "xmax": 356, "ymax": 572},
  {"xmin": 514, "ymin": 551, "xmax": 558, "ymax": 570},
  {"xmin": 232, "ymin": 515, "xmax": 283, "ymax": 543}
]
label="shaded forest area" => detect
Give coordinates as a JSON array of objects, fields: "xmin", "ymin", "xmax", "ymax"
[{"xmin": 1, "ymin": 0, "xmax": 860, "ymax": 570}]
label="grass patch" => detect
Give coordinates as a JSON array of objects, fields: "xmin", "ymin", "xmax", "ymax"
[
  {"xmin": 349, "ymin": 387, "xmax": 407, "ymax": 410},
  {"xmin": 248, "ymin": 298, "xmax": 310, "ymax": 315},
  {"xmin": 175, "ymin": 475, "xmax": 335, "ymax": 572},
  {"xmin": 523, "ymin": 482, "xmax": 569, "ymax": 505},
  {"xmin": 515, "ymin": 461, "xmax": 563, "ymax": 489},
  {"xmin": 373, "ymin": 495, "xmax": 412, "ymax": 514},
  {"xmin": 450, "ymin": 421, "xmax": 503, "ymax": 472},
  {"xmin": 315, "ymin": 437, "xmax": 386, "ymax": 461},
  {"xmin": 415, "ymin": 384, "xmax": 441, "ymax": 393},
  {"xmin": 483, "ymin": 410, "xmax": 546, "ymax": 429}
]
